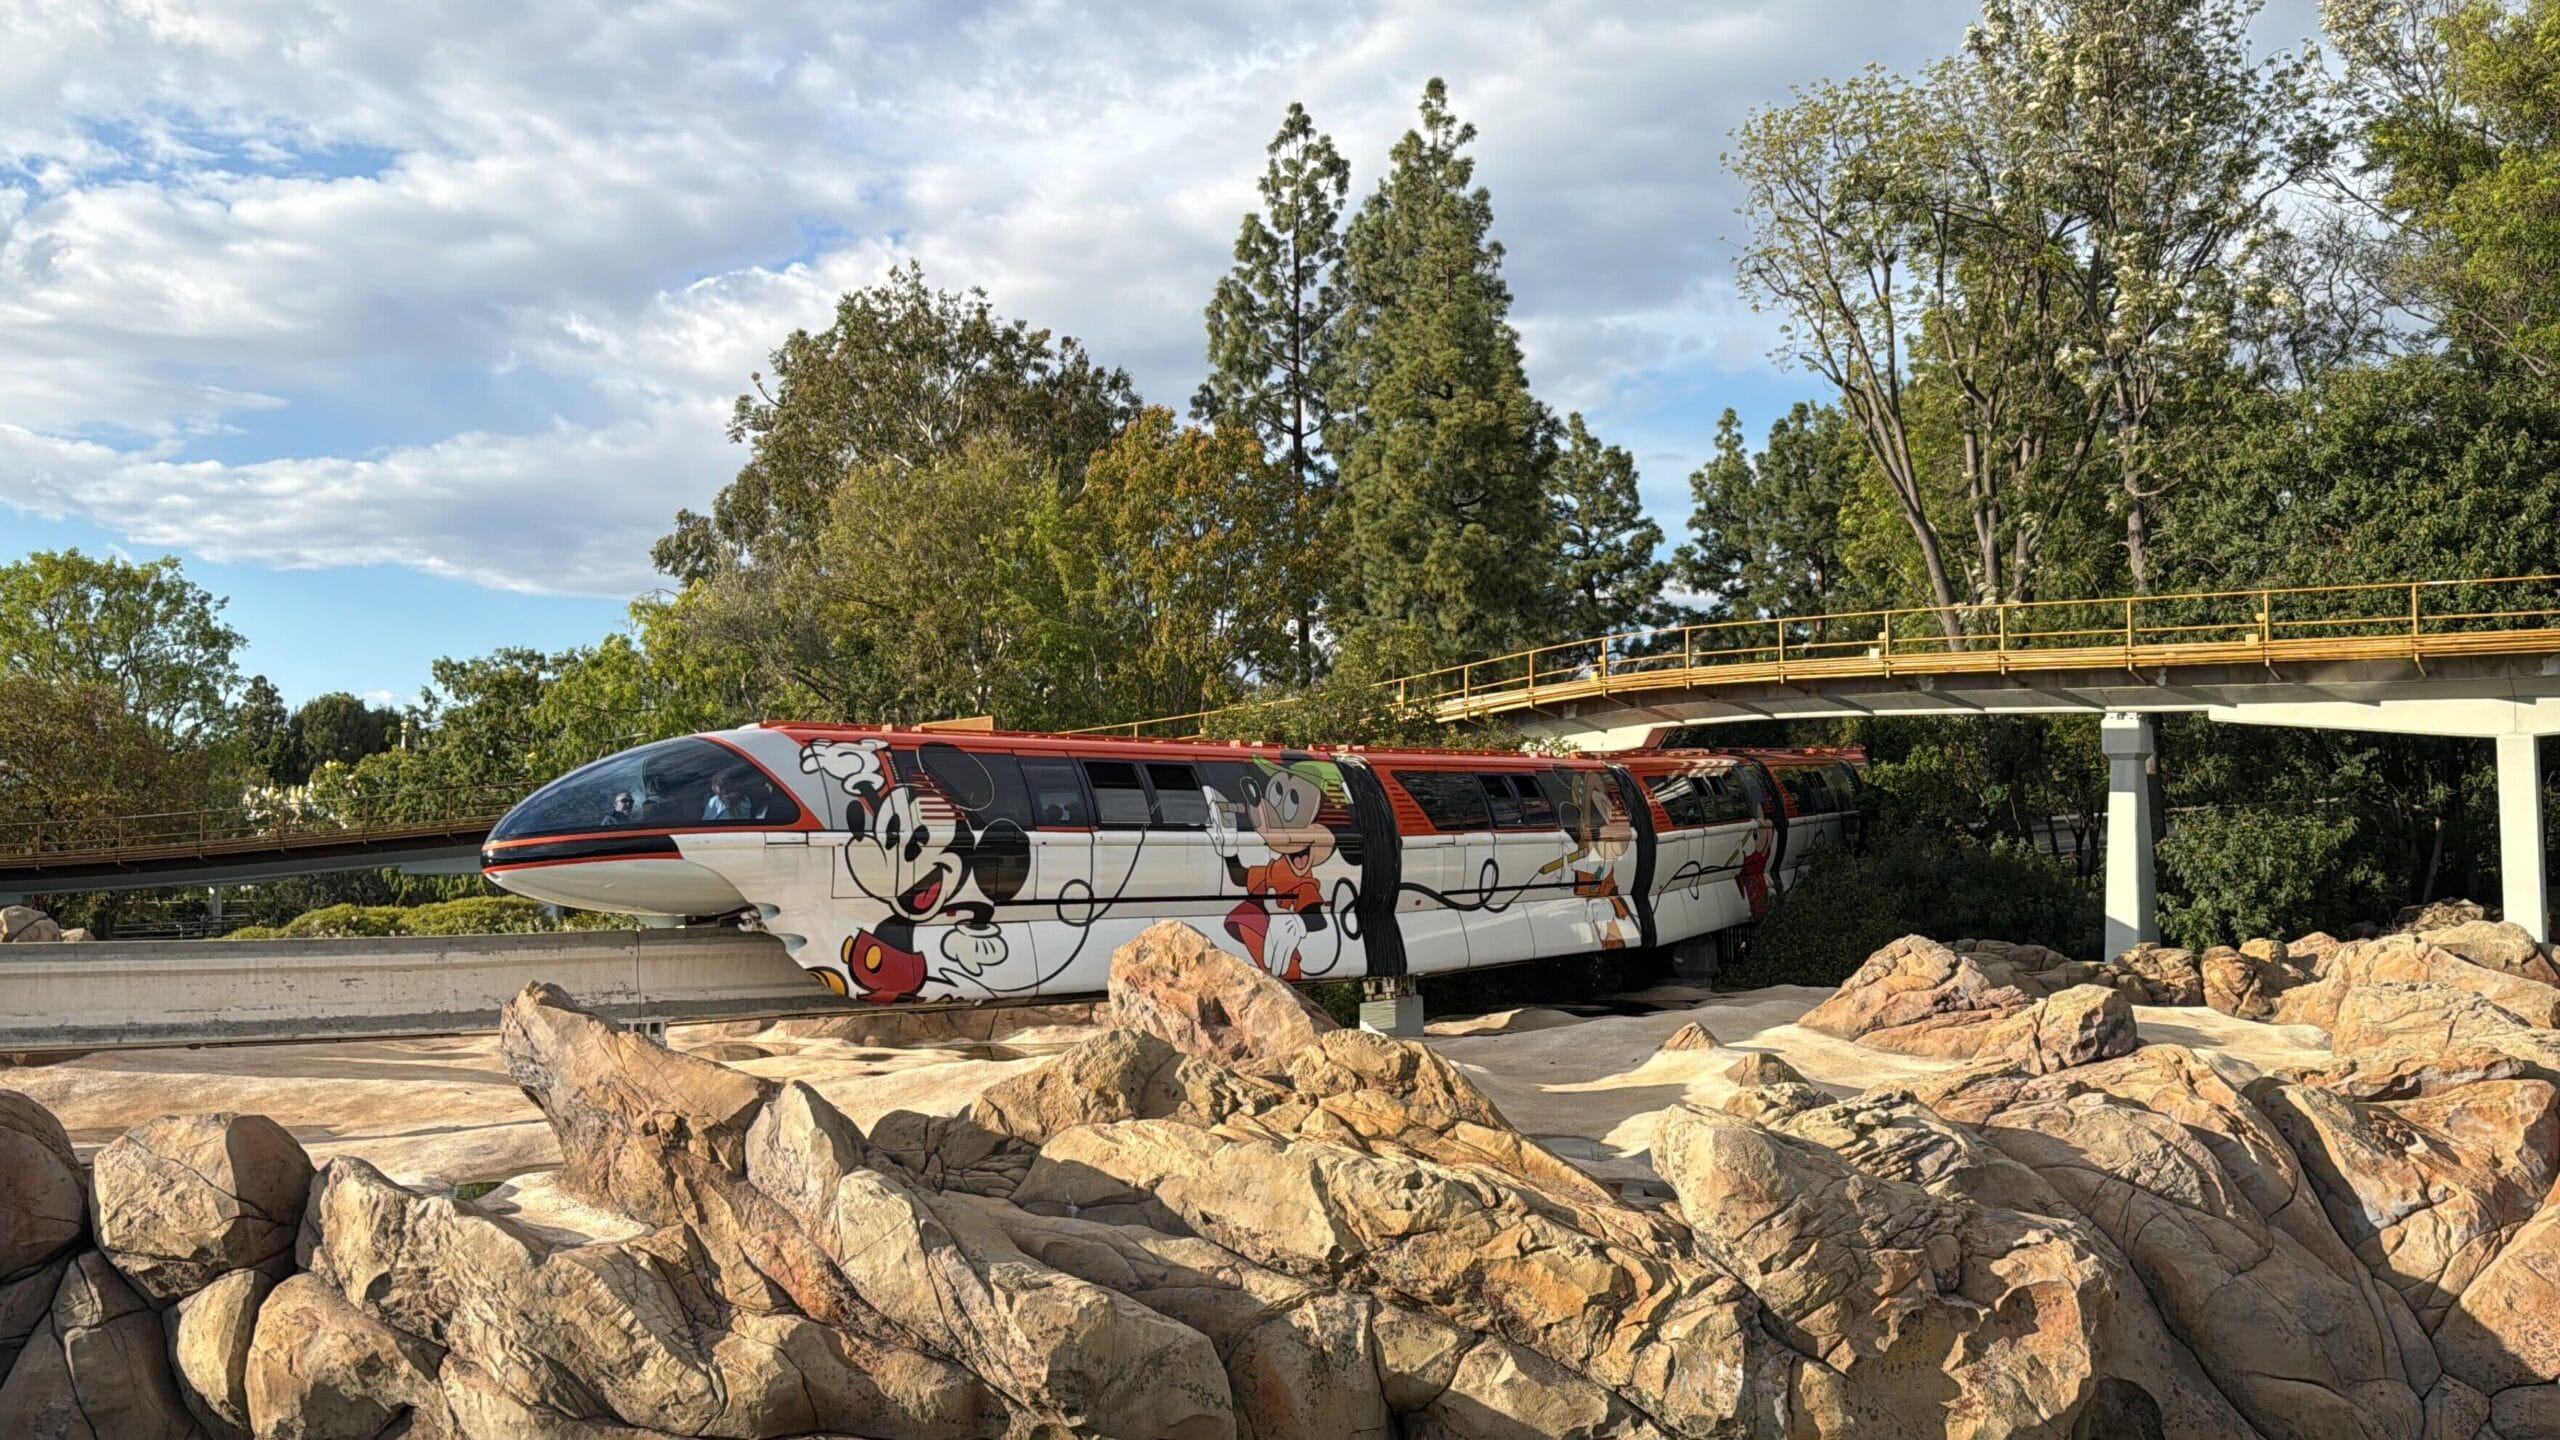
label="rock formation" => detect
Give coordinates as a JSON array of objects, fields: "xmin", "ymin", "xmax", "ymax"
[{"xmin": 12, "ymin": 917, "xmax": 2560, "ymax": 1436}]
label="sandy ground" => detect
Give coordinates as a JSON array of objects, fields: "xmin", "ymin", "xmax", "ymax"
[{"xmin": 0, "ymin": 988, "xmax": 2337, "ymax": 1199}]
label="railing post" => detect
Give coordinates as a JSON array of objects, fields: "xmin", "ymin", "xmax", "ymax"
[
  {"xmin": 1997, "ymin": 604, "xmax": 2009, "ymax": 657},
  {"xmin": 2123, "ymin": 596, "xmax": 2135, "ymax": 655},
  {"xmin": 1598, "ymin": 643, "xmax": 1609, "ymax": 685},
  {"xmin": 1526, "ymin": 651, "xmax": 1536, "ymax": 694},
  {"xmin": 1683, "ymin": 626, "xmax": 1695, "ymax": 673},
  {"xmin": 2410, "ymin": 584, "xmax": 2421, "ymax": 647},
  {"xmin": 1462, "ymin": 663, "xmax": 1474, "ymax": 704},
  {"xmin": 2257, "ymin": 589, "xmax": 2271, "ymax": 655}
]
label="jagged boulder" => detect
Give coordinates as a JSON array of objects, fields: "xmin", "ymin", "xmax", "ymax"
[
  {"xmin": 2112, "ymin": 943, "xmax": 2208, "ymax": 1006},
  {"xmin": 0, "ymin": 1251, "xmax": 198, "ymax": 1439},
  {"xmin": 2395, "ymin": 898, "xmax": 2488, "ymax": 933},
  {"xmin": 0, "ymin": 906, "xmax": 60, "ymax": 943},
  {"xmin": 0, "ymin": 1089, "xmax": 86, "ymax": 1282},
  {"xmin": 1658, "ymin": 1021, "xmax": 1718, "ymax": 1052},
  {"xmin": 1724, "ymin": 1052, "xmax": 1807, "ymax": 1088},
  {"xmin": 1797, "ymin": 935, "xmax": 2038, "ymax": 1057},
  {"xmin": 2202, "ymin": 942, "xmax": 2314, "ymax": 1021},
  {"xmin": 2280, "ymin": 934, "xmax": 2560, "ymax": 1032},
  {"xmin": 1971, "ymin": 983, "xmax": 2139, "ymax": 1074},
  {"xmin": 245, "ymin": 1272, "xmax": 452, "ymax": 1440},
  {"xmin": 91, "ymin": 1112, "xmax": 311, "ymax": 1303},
  {"xmin": 1107, "ymin": 920, "xmax": 1337, "ymax": 1067},
  {"xmin": 171, "ymin": 1269, "xmax": 272, "ymax": 1440},
  {"xmin": 498, "ymin": 981, "xmax": 774, "ymax": 1198},
  {"xmin": 2422, "ymin": 919, "xmax": 2560, "ymax": 986}
]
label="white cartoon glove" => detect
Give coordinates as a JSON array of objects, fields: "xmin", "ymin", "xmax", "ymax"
[
  {"xmin": 1204, "ymin": 787, "xmax": 1244, "ymax": 860},
  {"xmin": 1264, "ymin": 909, "xmax": 1307, "ymax": 973},
  {"xmin": 939, "ymin": 920, "xmax": 1008, "ymax": 977}
]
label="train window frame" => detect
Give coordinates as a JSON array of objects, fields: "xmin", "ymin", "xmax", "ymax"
[
  {"xmin": 1510, "ymin": 773, "xmax": 1558, "ymax": 829},
  {"xmin": 1195, "ymin": 760, "xmax": 1261, "ymax": 832},
  {"xmin": 1644, "ymin": 773, "xmax": 1714, "ymax": 829},
  {"xmin": 1083, "ymin": 759, "xmax": 1153, "ymax": 829},
  {"xmin": 1393, "ymin": 769, "xmax": 1492, "ymax": 831},
  {"xmin": 1144, "ymin": 762, "xmax": 1211, "ymax": 829},
  {"xmin": 1021, "ymin": 755, "xmax": 1094, "ymax": 829},
  {"xmin": 1476, "ymin": 773, "xmax": 1528, "ymax": 829},
  {"xmin": 920, "ymin": 745, "xmax": 1035, "ymax": 831},
  {"xmin": 491, "ymin": 737, "xmax": 804, "ymax": 840}
]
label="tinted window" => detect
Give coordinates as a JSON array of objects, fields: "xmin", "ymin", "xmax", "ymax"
[
  {"xmin": 1021, "ymin": 756, "xmax": 1091, "ymax": 828},
  {"xmin": 1394, "ymin": 770, "xmax": 1491, "ymax": 831},
  {"xmin": 1645, "ymin": 773, "xmax": 1714, "ymax": 829},
  {"xmin": 1146, "ymin": 763, "xmax": 1210, "ymax": 828},
  {"xmin": 1478, "ymin": 774, "xmax": 1525, "ymax": 828},
  {"xmin": 1510, "ymin": 773, "xmax": 1558, "ymax": 828},
  {"xmin": 1700, "ymin": 772, "xmax": 1754, "ymax": 824},
  {"xmin": 493, "ymin": 737, "xmax": 802, "ymax": 840},
  {"xmin": 921, "ymin": 744, "xmax": 1033, "ymax": 829},
  {"xmin": 1198, "ymin": 761, "xmax": 1259, "ymax": 831},
  {"xmin": 1084, "ymin": 760, "xmax": 1152, "ymax": 828}
]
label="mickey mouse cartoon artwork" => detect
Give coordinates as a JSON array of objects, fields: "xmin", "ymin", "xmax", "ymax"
[
  {"xmin": 1206, "ymin": 752, "xmax": 1340, "ymax": 980},
  {"xmin": 1536, "ymin": 765, "xmax": 1638, "ymax": 949},
  {"xmin": 803, "ymin": 739, "xmax": 1030, "ymax": 1003}
]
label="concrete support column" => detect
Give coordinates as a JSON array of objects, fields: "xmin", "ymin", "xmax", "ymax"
[
  {"xmin": 2101, "ymin": 712, "xmax": 2159, "ymax": 959},
  {"xmin": 2498, "ymin": 734, "xmax": 2548, "ymax": 943},
  {"xmin": 1359, "ymin": 976, "xmax": 1424, "ymax": 1038}
]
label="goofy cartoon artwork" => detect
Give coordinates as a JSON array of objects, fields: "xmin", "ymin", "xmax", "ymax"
[
  {"xmin": 804, "ymin": 739, "xmax": 1030, "ymax": 1003},
  {"xmin": 1538, "ymin": 766, "xmax": 1638, "ymax": 949},
  {"xmin": 1206, "ymin": 753, "xmax": 1340, "ymax": 980}
]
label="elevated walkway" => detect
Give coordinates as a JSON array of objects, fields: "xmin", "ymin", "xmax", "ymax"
[{"xmin": 0, "ymin": 786, "xmax": 512, "ymax": 901}]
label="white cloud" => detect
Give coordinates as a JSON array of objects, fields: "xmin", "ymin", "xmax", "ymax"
[{"xmin": 0, "ymin": 0, "xmax": 2320, "ymax": 598}]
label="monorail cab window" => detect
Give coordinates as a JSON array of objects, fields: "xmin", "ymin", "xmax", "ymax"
[
  {"xmin": 1021, "ymin": 756, "xmax": 1091, "ymax": 828},
  {"xmin": 1082, "ymin": 760, "xmax": 1154, "ymax": 828},
  {"xmin": 491, "ymin": 737, "xmax": 802, "ymax": 840},
  {"xmin": 1394, "ymin": 770, "xmax": 1491, "ymax": 831}
]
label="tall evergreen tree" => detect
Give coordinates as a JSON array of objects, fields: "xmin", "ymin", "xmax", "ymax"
[
  {"xmin": 1194, "ymin": 102, "xmax": 1351, "ymax": 680},
  {"xmin": 1332, "ymin": 79, "xmax": 1558, "ymax": 669},
  {"xmin": 1680, "ymin": 403, "xmax": 1859, "ymax": 624},
  {"xmin": 1549, "ymin": 413, "xmax": 1666, "ymax": 640}
]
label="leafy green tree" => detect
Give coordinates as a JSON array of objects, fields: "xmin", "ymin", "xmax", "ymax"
[
  {"xmin": 1332, "ymin": 79, "xmax": 1559, "ymax": 669},
  {"xmin": 1034, "ymin": 408, "xmax": 1321, "ymax": 724},
  {"xmin": 0, "ymin": 550, "xmax": 243, "ymax": 740},
  {"xmin": 1195, "ymin": 103, "xmax": 1354, "ymax": 681},
  {"xmin": 654, "ymin": 264, "xmax": 1137, "ymax": 582},
  {"xmin": 0, "ymin": 677, "xmax": 230, "ymax": 852},
  {"xmin": 2333, "ymin": 0, "xmax": 2560, "ymax": 383},
  {"xmin": 233, "ymin": 675, "xmax": 295, "ymax": 786},
  {"xmin": 1547, "ymin": 413, "xmax": 1666, "ymax": 640},
  {"xmin": 287, "ymin": 692, "xmax": 401, "ymax": 781},
  {"xmin": 1680, "ymin": 404, "xmax": 1861, "ymax": 626}
]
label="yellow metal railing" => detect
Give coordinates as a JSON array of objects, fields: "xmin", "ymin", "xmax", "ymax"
[{"xmin": 1071, "ymin": 573, "xmax": 2560, "ymax": 738}]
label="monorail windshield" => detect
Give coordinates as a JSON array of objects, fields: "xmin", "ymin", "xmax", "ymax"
[{"xmin": 489, "ymin": 737, "xmax": 802, "ymax": 841}]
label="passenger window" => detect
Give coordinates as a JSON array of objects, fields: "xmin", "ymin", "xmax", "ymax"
[
  {"xmin": 1645, "ymin": 774, "xmax": 1713, "ymax": 829},
  {"xmin": 1477, "ymin": 774, "xmax": 1525, "ymax": 828},
  {"xmin": 1197, "ymin": 761, "xmax": 1259, "ymax": 831},
  {"xmin": 1145, "ymin": 763, "xmax": 1210, "ymax": 828},
  {"xmin": 1512, "ymin": 774, "xmax": 1557, "ymax": 828},
  {"xmin": 920, "ymin": 744, "xmax": 1034, "ymax": 830},
  {"xmin": 1021, "ymin": 756, "xmax": 1091, "ymax": 829},
  {"xmin": 1084, "ymin": 760, "xmax": 1152, "ymax": 828},
  {"xmin": 1394, "ymin": 771, "xmax": 1491, "ymax": 831}
]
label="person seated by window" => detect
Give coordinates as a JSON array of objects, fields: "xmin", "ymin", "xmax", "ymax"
[{"xmin": 703, "ymin": 767, "xmax": 774, "ymax": 823}]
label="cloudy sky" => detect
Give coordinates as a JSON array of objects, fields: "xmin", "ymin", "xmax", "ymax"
[{"xmin": 1, "ymin": 0, "xmax": 2327, "ymax": 704}]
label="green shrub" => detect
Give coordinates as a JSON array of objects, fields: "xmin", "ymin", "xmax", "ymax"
[
  {"xmin": 404, "ymin": 896, "xmax": 553, "ymax": 935},
  {"xmin": 561, "ymin": 908, "xmax": 644, "ymax": 931},
  {"xmin": 1726, "ymin": 833, "xmax": 2102, "ymax": 990},
  {"xmin": 1304, "ymin": 979, "xmax": 1363, "ymax": 1028},
  {"xmin": 2159, "ymin": 806, "xmax": 2389, "ymax": 951},
  {"xmin": 221, "ymin": 925, "xmax": 289, "ymax": 940},
  {"xmin": 279, "ymin": 904, "xmax": 413, "ymax": 938}
]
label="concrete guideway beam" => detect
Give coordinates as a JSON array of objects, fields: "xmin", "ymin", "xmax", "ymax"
[{"xmin": 2101, "ymin": 713, "xmax": 2159, "ymax": 960}]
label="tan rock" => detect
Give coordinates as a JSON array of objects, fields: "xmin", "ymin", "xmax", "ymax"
[
  {"xmin": 0, "ymin": 1255, "xmax": 67, "ymax": 1377},
  {"xmin": 2291, "ymin": 931, "xmax": 2346, "ymax": 970},
  {"xmin": 2260, "ymin": 1078, "xmax": 2560, "ymax": 1332},
  {"xmin": 92, "ymin": 1112, "xmax": 310, "ymax": 1302},
  {"xmin": 2438, "ymin": 1203, "xmax": 2560, "ymax": 1394},
  {"xmin": 2202, "ymin": 943, "xmax": 2312, "ymax": 1021},
  {"xmin": 1796, "ymin": 934, "xmax": 2037, "ymax": 1056},
  {"xmin": 171, "ymin": 1268, "xmax": 273, "ymax": 1439},
  {"xmin": 0, "ymin": 1251, "xmax": 197, "ymax": 1440},
  {"xmin": 2114, "ymin": 943, "xmax": 2207, "ymax": 1006},
  {"xmin": 1920, "ymin": 1047, "xmax": 2428, "ymax": 1440},
  {"xmin": 2280, "ymin": 934, "xmax": 2560, "ymax": 1031},
  {"xmin": 1106, "ymin": 921, "xmax": 1335, "ymax": 1066},
  {"xmin": 1656, "ymin": 1103, "xmax": 2111, "ymax": 1439},
  {"xmin": 245, "ymin": 1272, "xmax": 452, "ymax": 1440},
  {"xmin": 53, "ymin": 928, "xmax": 91, "ymax": 943},
  {"xmin": 303, "ymin": 1157, "xmax": 991, "ymax": 1439},
  {"xmin": 2423, "ymin": 919, "xmax": 2560, "ymax": 985},
  {"xmin": 0, "ymin": 905, "xmax": 60, "ymax": 943},
  {"xmin": 744, "ymin": 1080, "xmax": 1234, "ymax": 1440},
  {"xmin": 966, "ymin": 1027, "xmax": 1184, "ymax": 1146},
  {"xmin": 439, "ymin": 1357, "xmax": 670, "ymax": 1440},
  {"xmin": 2331, "ymin": 980, "xmax": 2533, "ymax": 1056},
  {"xmin": 498, "ymin": 982, "xmax": 773, "ymax": 1196},
  {"xmin": 0, "ymin": 1089, "xmax": 86, "ymax": 1281},
  {"xmin": 1723, "ymin": 1052, "xmax": 1807, "ymax": 1088},
  {"xmin": 2394, "ymin": 898, "xmax": 2487, "ymax": 933},
  {"xmin": 1657, "ymin": 1021, "xmax": 1717, "ymax": 1052},
  {"xmin": 864, "ymin": 1109, "xmax": 1037, "ymax": 1198},
  {"xmin": 1971, "ymin": 984, "xmax": 2139, "ymax": 1074}
]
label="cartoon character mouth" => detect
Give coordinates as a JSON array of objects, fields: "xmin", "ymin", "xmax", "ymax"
[{"xmin": 901, "ymin": 875, "xmax": 945, "ymax": 913}]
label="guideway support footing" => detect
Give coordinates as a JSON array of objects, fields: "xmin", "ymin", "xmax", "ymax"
[{"xmin": 1359, "ymin": 976, "xmax": 1424, "ymax": 1038}]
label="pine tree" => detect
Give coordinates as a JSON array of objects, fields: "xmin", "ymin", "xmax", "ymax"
[
  {"xmin": 1680, "ymin": 403, "xmax": 1858, "ymax": 624},
  {"xmin": 1333, "ymin": 78, "xmax": 1558, "ymax": 670},
  {"xmin": 1194, "ymin": 103, "xmax": 1350, "ymax": 680},
  {"xmin": 1549, "ymin": 414, "xmax": 1666, "ymax": 640}
]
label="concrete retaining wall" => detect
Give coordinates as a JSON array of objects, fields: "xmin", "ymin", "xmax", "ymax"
[{"xmin": 0, "ymin": 929, "xmax": 828, "ymax": 1052}]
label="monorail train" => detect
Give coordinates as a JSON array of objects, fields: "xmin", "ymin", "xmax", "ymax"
[{"xmin": 480, "ymin": 725, "xmax": 1864, "ymax": 1003}]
